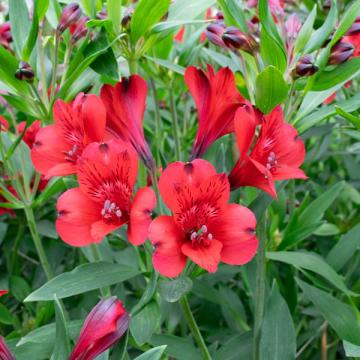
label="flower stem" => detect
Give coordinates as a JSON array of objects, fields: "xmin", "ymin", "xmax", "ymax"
[
  {"xmin": 253, "ymin": 213, "xmax": 267, "ymax": 360},
  {"xmin": 90, "ymin": 244, "xmax": 111, "ymax": 297},
  {"xmin": 169, "ymin": 88, "xmax": 181, "ymax": 161},
  {"xmin": 50, "ymin": 30, "xmax": 60, "ymax": 105},
  {"xmin": 24, "ymin": 206, "xmax": 54, "ymax": 280},
  {"xmin": 149, "ymin": 78, "xmax": 161, "ymax": 165},
  {"xmin": 179, "ymin": 295, "xmax": 212, "ymax": 360}
]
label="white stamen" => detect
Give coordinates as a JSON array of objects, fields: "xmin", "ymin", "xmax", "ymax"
[{"xmin": 190, "ymin": 232, "xmax": 197, "ymax": 241}]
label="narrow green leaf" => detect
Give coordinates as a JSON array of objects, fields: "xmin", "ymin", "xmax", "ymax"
[
  {"xmin": 130, "ymin": 301, "xmax": 160, "ymax": 345},
  {"xmin": 267, "ymin": 251, "xmax": 355, "ymax": 296},
  {"xmin": 144, "ymin": 55, "xmax": 185, "ymax": 75},
  {"xmin": 134, "ymin": 346, "xmax": 167, "ymax": 360},
  {"xmin": 304, "ymin": 0, "xmax": 337, "ymax": 53},
  {"xmin": 33, "ymin": 178, "xmax": 66, "ymax": 208},
  {"xmin": 255, "ymin": 66, "xmax": 288, "ymax": 114},
  {"xmin": 343, "ymin": 341, "xmax": 360, "ymax": 357},
  {"xmin": 25, "ymin": 262, "xmax": 141, "ymax": 301},
  {"xmin": 0, "ymin": 303, "xmax": 14, "ymax": 325},
  {"xmin": 36, "ymin": 0, "xmax": 50, "ymax": 21},
  {"xmin": 107, "ymin": 0, "xmax": 122, "ymax": 33},
  {"xmin": 50, "ymin": 296, "xmax": 71, "ymax": 360},
  {"xmin": 22, "ymin": 10, "xmax": 39, "ymax": 61},
  {"xmin": 130, "ymin": 0, "xmax": 171, "ymax": 44},
  {"xmin": 335, "ymin": 106, "xmax": 360, "ymax": 131},
  {"xmin": 167, "ymin": 0, "xmax": 215, "ymax": 21},
  {"xmin": 297, "ymin": 279, "xmax": 360, "ymax": 346},
  {"xmin": 158, "ymin": 277, "xmax": 193, "ymax": 303},
  {"xmin": 260, "ymin": 282, "xmax": 296, "ymax": 360},
  {"xmin": 293, "ymin": 5, "xmax": 317, "ymax": 55},
  {"xmin": 217, "ymin": 0, "xmax": 247, "ymax": 32},
  {"xmin": 327, "ymin": 223, "xmax": 360, "ymax": 271},
  {"xmin": 214, "ymin": 332, "xmax": 253, "ymax": 360}
]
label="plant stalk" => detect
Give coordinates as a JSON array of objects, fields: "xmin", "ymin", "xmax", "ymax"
[
  {"xmin": 253, "ymin": 213, "xmax": 267, "ymax": 360},
  {"xmin": 169, "ymin": 89, "xmax": 181, "ymax": 160},
  {"xmin": 90, "ymin": 243, "xmax": 111, "ymax": 297},
  {"xmin": 180, "ymin": 295, "xmax": 212, "ymax": 360}
]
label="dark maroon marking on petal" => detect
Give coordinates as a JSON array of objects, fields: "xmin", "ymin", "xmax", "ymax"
[
  {"xmin": 99, "ymin": 143, "xmax": 109, "ymax": 152},
  {"xmin": 184, "ymin": 162, "xmax": 194, "ymax": 174}
]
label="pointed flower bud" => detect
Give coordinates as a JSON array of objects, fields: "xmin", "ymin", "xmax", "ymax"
[
  {"xmin": 69, "ymin": 297, "xmax": 129, "ymax": 360},
  {"xmin": 15, "ymin": 61, "xmax": 34, "ymax": 81},
  {"xmin": 70, "ymin": 17, "xmax": 89, "ymax": 44},
  {"xmin": 58, "ymin": 3, "xmax": 82, "ymax": 33},
  {"xmin": 295, "ymin": 55, "xmax": 318, "ymax": 77},
  {"xmin": 205, "ymin": 23, "xmax": 226, "ymax": 47},
  {"xmin": 222, "ymin": 26, "xmax": 258, "ymax": 53},
  {"xmin": 285, "ymin": 14, "xmax": 302, "ymax": 43},
  {"xmin": 328, "ymin": 41, "xmax": 354, "ymax": 65},
  {"xmin": 346, "ymin": 17, "xmax": 360, "ymax": 36},
  {"xmin": 122, "ymin": 8, "xmax": 134, "ymax": 28},
  {"xmin": 0, "ymin": 337, "xmax": 15, "ymax": 360}
]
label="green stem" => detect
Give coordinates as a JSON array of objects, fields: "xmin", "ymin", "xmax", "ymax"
[
  {"xmin": 253, "ymin": 214, "xmax": 267, "ymax": 360},
  {"xmin": 149, "ymin": 78, "xmax": 161, "ymax": 165},
  {"xmin": 169, "ymin": 89, "xmax": 181, "ymax": 160},
  {"xmin": 128, "ymin": 57, "xmax": 138, "ymax": 74},
  {"xmin": 90, "ymin": 244, "xmax": 111, "ymax": 297},
  {"xmin": 10, "ymin": 222, "xmax": 25, "ymax": 275},
  {"xmin": 50, "ymin": 31, "xmax": 60, "ymax": 104},
  {"xmin": 38, "ymin": 22, "xmax": 50, "ymax": 111},
  {"xmin": 24, "ymin": 206, "xmax": 54, "ymax": 280},
  {"xmin": 179, "ymin": 295, "xmax": 212, "ymax": 360},
  {"xmin": 149, "ymin": 168, "xmax": 163, "ymax": 215},
  {"xmin": 60, "ymin": 42, "xmax": 73, "ymax": 88}
]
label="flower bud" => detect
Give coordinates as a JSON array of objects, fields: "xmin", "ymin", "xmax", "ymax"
[
  {"xmin": 285, "ymin": 14, "xmax": 302, "ymax": 42},
  {"xmin": 58, "ymin": 3, "xmax": 82, "ymax": 33},
  {"xmin": 15, "ymin": 61, "xmax": 34, "ymax": 81},
  {"xmin": 222, "ymin": 26, "xmax": 258, "ymax": 53},
  {"xmin": 346, "ymin": 17, "xmax": 360, "ymax": 36},
  {"xmin": 121, "ymin": 9, "xmax": 134, "ymax": 28},
  {"xmin": 295, "ymin": 55, "xmax": 318, "ymax": 77},
  {"xmin": 71, "ymin": 17, "xmax": 88, "ymax": 44},
  {"xmin": 0, "ymin": 336, "xmax": 15, "ymax": 360},
  {"xmin": 97, "ymin": 9, "xmax": 108, "ymax": 20},
  {"xmin": 205, "ymin": 23, "xmax": 226, "ymax": 47},
  {"xmin": 0, "ymin": 22, "xmax": 12, "ymax": 49},
  {"xmin": 215, "ymin": 11, "xmax": 224, "ymax": 20},
  {"xmin": 328, "ymin": 41, "xmax": 354, "ymax": 65}
]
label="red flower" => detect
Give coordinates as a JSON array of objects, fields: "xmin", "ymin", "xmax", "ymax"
[
  {"xmin": 69, "ymin": 297, "xmax": 129, "ymax": 360},
  {"xmin": 18, "ymin": 120, "xmax": 41, "ymax": 148},
  {"xmin": 0, "ymin": 22, "xmax": 12, "ymax": 50},
  {"xmin": 0, "ymin": 115, "xmax": 9, "ymax": 131},
  {"xmin": 149, "ymin": 159, "xmax": 258, "ymax": 277},
  {"xmin": 31, "ymin": 93, "xmax": 108, "ymax": 178},
  {"xmin": 0, "ymin": 290, "xmax": 8, "ymax": 297},
  {"xmin": 0, "ymin": 337, "xmax": 15, "ymax": 360},
  {"xmin": 56, "ymin": 139, "xmax": 156, "ymax": 246},
  {"xmin": 100, "ymin": 76, "xmax": 155, "ymax": 169},
  {"xmin": 229, "ymin": 106, "xmax": 307, "ymax": 198},
  {"xmin": 185, "ymin": 65, "xmax": 246, "ymax": 159}
]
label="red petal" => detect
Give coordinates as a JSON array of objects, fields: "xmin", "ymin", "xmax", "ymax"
[
  {"xmin": 0, "ymin": 336, "xmax": 15, "ymax": 360},
  {"xmin": 234, "ymin": 106, "xmax": 256, "ymax": 161},
  {"xmin": 77, "ymin": 139, "xmax": 138, "ymax": 202},
  {"xmin": 82, "ymin": 94, "xmax": 106, "ymax": 143},
  {"xmin": 128, "ymin": 187, "xmax": 156, "ymax": 246},
  {"xmin": 0, "ymin": 290, "xmax": 8, "ymax": 297},
  {"xmin": 211, "ymin": 204, "xmax": 258, "ymax": 265},
  {"xmin": 181, "ymin": 239, "xmax": 223, "ymax": 273},
  {"xmin": 148, "ymin": 216, "xmax": 187, "ymax": 277},
  {"xmin": 272, "ymin": 165, "xmax": 308, "ymax": 181},
  {"xmin": 69, "ymin": 297, "xmax": 129, "ymax": 360},
  {"xmin": 53, "ymin": 98, "xmax": 83, "ymax": 137},
  {"xmin": 91, "ymin": 220, "xmax": 122, "ymax": 243},
  {"xmin": 56, "ymin": 188, "xmax": 101, "ymax": 247},
  {"xmin": 31, "ymin": 125, "xmax": 76, "ymax": 177},
  {"xmin": 158, "ymin": 159, "xmax": 216, "ymax": 212}
]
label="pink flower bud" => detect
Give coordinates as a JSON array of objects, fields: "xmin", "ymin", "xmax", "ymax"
[
  {"xmin": 0, "ymin": 336, "xmax": 15, "ymax": 360},
  {"xmin": 346, "ymin": 17, "xmax": 360, "ymax": 36},
  {"xmin": 295, "ymin": 55, "xmax": 318, "ymax": 77},
  {"xmin": 15, "ymin": 61, "xmax": 34, "ymax": 81},
  {"xmin": 222, "ymin": 26, "xmax": 258, "ymax": 53},
  {"xmin": 71, "ymin": 17, "xmax": 88, "ymax": 44},
  {"xmin": 58, "ymin": 3, "xmax": 82, "ymax": 33},
  {"xmin": 328, "ymin": 41, "xmax": 354, "ymax": 65},
  {"xmin": 285, "ymin": 14, "xmax": 302, "ymax": 41},
  {"xmin": 205, "ymin": 23, "xmax": 226, "ymax": 47}
]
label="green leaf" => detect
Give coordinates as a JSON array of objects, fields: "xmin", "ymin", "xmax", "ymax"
[
  {"xmin": 9, "ymin": 0, "xmax": 31, "ymax": 56},
  {"xmin": 150, "ymin": 334, "xmax": 202, "ymax": 360},
  {"xmin": 260, "ymin": 282, "xmax": 296, "ymax": 360},
  {"xmin": 313, "ymin": 223, "xmax": 340, "ymax": 236},
  {"xmin": 144, "ymin": 55, "xmax": 185, "ymax": 75},
  {"xmin": 304, "ymin": 1, "xmax": 337, "ymax": 53},
  {"xmin": 25, "ymin": 262, "xmax": 141, "ymax": 301},
  {"xmin": 130, "ymin": 0, "xmax": 171, "ymax": 44},
  {"xmin": 22, "ymin": 10, "xmax": 39, "ymax": 61},
  {"xmin": 297, "ymin": 279, "xmax": 360, "ymax": 345},
  {"xmin": 255, "ymin": 66, "xmax": 288, "ymax": 114},
  {"xmin": 217, "ymin": 0, "xmax": 247, "ymax": 32},
  {"xmin": 266, "ymin": 251, "xmax": 355, "ymax": 296},
  {"xmin": 293, "ymin": 5, "xmax": 317, "ymax": 55},
  {"xmin": 312, "ymin": 57, "xmax": 360, "ymax": 91},
  {"xmin": 335, "ymin": 106, "xmax": 360, "ymax": 131},
  {"xmin": 151, "ymin": 20, "xmax": 208, "ymax": 34},
  {"xmin": 130, "ymin": 301, "xmax": 160, "ymax": 345},
  {"xmin": 0, "ymin": 303, "xmax": 14, "ymax": 325},
  {"xmin": 134, "ymin": 346, "xmax": 167, "ymax": 360},
  {"xmin": 107, "ymin": 0, "xmax": 122, "ymax": 33},
  {"xmin": 214, "ymin": 332, "xmax": 253, "ymax": 360},
  {"xmin": 158, "ymin": 277, "xmax": 193, "ymax": 303},
  {"xmin": 50, "ymin": 296, "xmax": 71, "ymax": 360},
  {"xmin": 36, "ymin": 0, "xmax": 50, "ymax": 21},
  {"xmin": 343, "ymin": 341, "xmax": 360, "ymax": 357},
  {"xmin": 327, "ymin": 223, "xmax": 360, "ymax": 271},
  {"xmin": 167, "ymin": 0, "xmax": 215, "ymax": 21},
  {"xmin": 330, "ymin": 0, "xmax": 360, "ymax": 46},
  {"xmin": 33, "ymin": 178, "xmax": 66, "ymax": 208},
  {"xmin": 10, "ymin": 276, "xmax": 31, "ymax": 302}
]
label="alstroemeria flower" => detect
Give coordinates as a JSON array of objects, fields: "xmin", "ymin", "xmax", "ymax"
[
  {"xmin": 0, "ymin": 290, "xmax": 8, "ymax": 297},
  {"xmin": 69, "ymin": 297, "xmax": 129, "ymax": 360},
  {"xmin": 0, "ymin": 115, "xmax": 9, "ymax": 131},
  {"xmin": 0, "ymin": 337, "xmax": 15, "ymax": 360},
  {"xmin": 100, "ymin": 76, "xmax": 155, "ymax": 169},
  {"xmin": 31, "ymin": 93, "xmax": 108, "ymax": 178},
  {"xmin": 18, "ymin": 120, "xmax": 41, "ymax": 149},
  {"xmin": 229, "ymin": 106, "xmax": 307, "ymax": 198},
  {"xmin": 56, "ymin": 139, "xmax": 156, "ymax": 246},
  {"xmin": 185, "ymin": 65, "xmax": 246, "ymax": 159},
  {"xmin": 0, "ymin": 22, "xmax": 12, "ymax": 50},
  {"xmin": 149, "ymin": 159, "xmax": 258, "ymax": 277}
]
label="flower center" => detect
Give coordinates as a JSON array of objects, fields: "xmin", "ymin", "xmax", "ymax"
[
  {"xmin": 189, "ymin": 224, "xmax": 213, "ymax": 248},
  {"xmin": 101, "ymin": 199, "xmax": 122, "ymax": 221},
  {"xmin": 265, "ymin": 151, "xmax": 278, "ymax": 178},
  {"xmin": 63, "ymin": 144, "xmax": 79, "ymax": 163}
]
